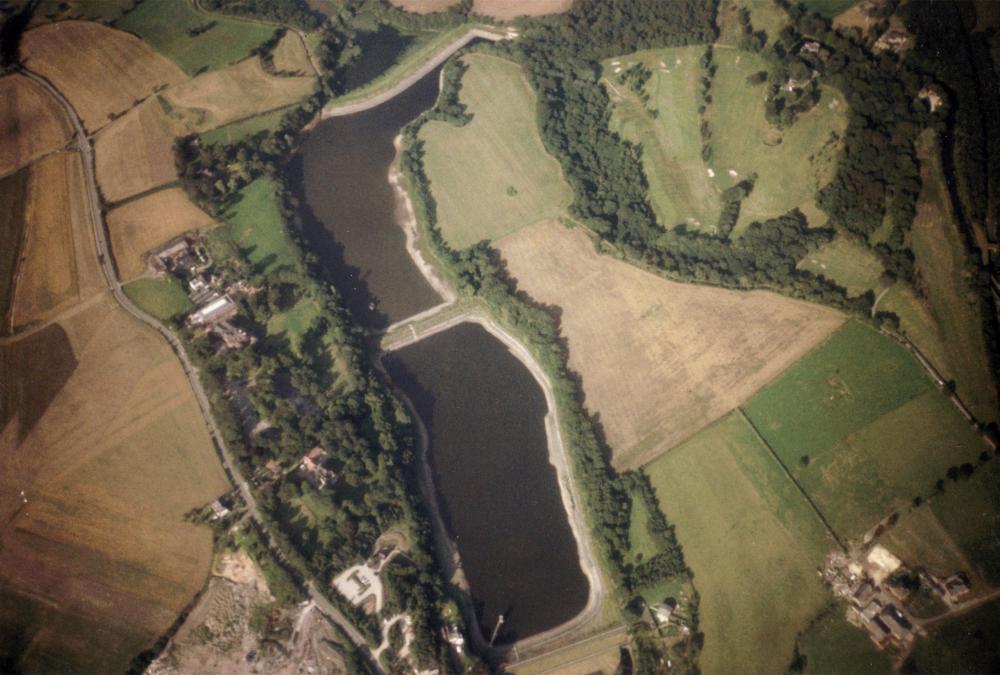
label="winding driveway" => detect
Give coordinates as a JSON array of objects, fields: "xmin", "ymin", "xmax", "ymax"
[{"xmin": 20, "ymin": 68, "xmax": 381, "ymax": 672}]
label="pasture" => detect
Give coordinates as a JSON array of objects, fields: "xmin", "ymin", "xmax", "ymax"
[
  {"xmin": 19, "ymin": 21, "xmax": 187, "ymax": 133},
  {"xmin": 221, "ymin": 177, "xmax": 298, "ymax": 275},
  {"xmin": 607, "ymin": 45, "xmax": 846, "ymax": 233},
  {"xmin": 742, "ymin": 322, "xmax": 987, "ymax": 539},
  {"xmin": 644, "ymin": 412, "xmax": 835, "ymax": 675},
  {"xmin": 0, "ymin": 295, "xmax": 229, "ymax": 673},
  {"xmin": 795, "ymin": 604, "xmax": 892, "ymax": 675},
  {"xmin": 420, "ymin": 54, "xmax": 572, "ymax": 248},
  {"xmin": 0, "ymin": 170, "xmax": 29, "ymax": 334},
  {"xmin": 200, "ymin": 106, "xmax": 296, "ymax": 145},
  {"xmin": 124, "ymin": 277, "xmax": 194, "ymax": 322},
  {"xmin": 496, "ymin": 220, "xmax": 844, "ymax": 469},
  {"xmin": 115, "ymin": 0, "xmax": 276, "ymax": 74},
  {"xmin": 94, "ymin": 99, "xmax": 179, "ymax": 203},
  {"xmin": 797, "ymin": 235, "xmax": 884, "ymax": 296},
  {"xmin": 906, "ymin": 599, "xmax": 1000, "ymax": 673},
  {"xmin": 106, "ymin": 187, "xmax": 217, "ymax": 281},
  {"xmin": 158, "ymin": 56, "xmax": 317, "ymax": 134},
  {"xmin": 11, "ymin": 152, "xmax": 105, "ymax": 330},
  {"xmin": 0, "ymin": 74, "xmax": 73, "ymax": 176},
  {"xmin": 716, "ymin": 0, "xmax": 791, "ymax": 47},
  {"xmin": 909, "ymin": 131, "xmax": 998, "ymax": 423}
]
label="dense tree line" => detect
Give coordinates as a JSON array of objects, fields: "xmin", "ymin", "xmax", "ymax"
[{"xmin": 202, "ymin": 0, "xmax": 322, "ymax": 31}]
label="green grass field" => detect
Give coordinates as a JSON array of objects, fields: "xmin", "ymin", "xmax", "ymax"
[
  {"xmin": 906, "ymin": 599, "xmax": 1000, "ymax": 674},
  {"xmin": 645, "ymin": 412, "xmax": 835, "ymax": 675},
  {"xmin": 796, "ymin": 604, "xmax": 892, "ymax": 675},
  {"xmin": 420, "ymin": 53, "xmax": 572, "ymax": 248},
  {"xmin": 0, "ymin": 169, "xmax": 29, "ymax": 333},
  {"xmin": 607, "ymin": 46, "xmax": 721, "ymax": 231},
  {"xmin": 797, "ymin": 235, "xmax": 884, "ymax": 296},
  {"xmin": 607, "ymin": 45, "xmax": 845, "ymax": 234},
  {"xmin": 267, "ymin": 297, "xmax": 320, "ymax": 353},
  {"xmin": 123, "ymin": 277, "xmax": 194, "ymax": 321},
  {"xmin": 115, "ymin": 0, "xmax": 276, "ymax": 74},
  {"xmin": 200, "ymin": 106, "xmax": 296, "ymax": 145},
  {"xmin": 224, "ymin": 177, "xmax": 299, "ymax": 275},
  {"xmin": 743, "ymin": 322, "xmax": 987, "ymax": 538},
  {"xmin": 626, "ymin": 493, "xmax": 660, "ymax": 566}
]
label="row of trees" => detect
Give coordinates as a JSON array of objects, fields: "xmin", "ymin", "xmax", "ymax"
[{"xmin": 201, "ymin": 0, "xmax": 324, "ymax": 31}]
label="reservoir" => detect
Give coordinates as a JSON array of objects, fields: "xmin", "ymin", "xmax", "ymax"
[
  {"xmin": 294, "ymin": 50, "xmax": 590, "ymax": 644},
  {"xmin": 384, "ymin": 323, "xmax": 589, "ymax": 643},
  {"xmin": 294, "ymin": 67, "xmax": 442, "ymax": 330}
]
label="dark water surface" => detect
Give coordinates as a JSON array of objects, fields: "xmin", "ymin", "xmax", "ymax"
[
  {"xmin": 342, "ymin": 25, "xmax": 414, "ymax": 92},
  {"xmin": 385, "ymin": 323, "xmax": 589, "ymax": 643},
  {"xmin": 294, "ymin": 66, "xmax": 442, "ymax": 329}
]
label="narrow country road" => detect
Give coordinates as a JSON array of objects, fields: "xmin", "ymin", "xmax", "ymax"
[{"xmin": 20, "ymin": 68, "xmax": 380, "ymax": 672}]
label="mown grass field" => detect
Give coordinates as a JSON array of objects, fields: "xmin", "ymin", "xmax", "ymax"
[
  {"xmin": 795, "ymin": 604, "xmax": 892, "ymax": 675},
  {"xmin": 20, "ymin": 21, "xmax": 187, "ymax": 133},
  {"xmin": 158, "ymin": 56, "xmax": 317, "ymax": 134},
  {"xmin": 0, "ymin": 74, "xmax": 73, "ymax": 176},
  {"xmin": 797, "ymin": 235, "xmax": 884, "ymax": 296},
  {"xmin": 607, "ymin": 45, "xmax": 845, "ymax": 233},
  {"xmin": 0, "ymin": 170, "xmax": 29, "ymax": 334},
  {"xmin": 272, "ymin": 31, "xmax": 314, "ymax": 76},
  {"xmin": 420, "ymin": 53, "xmax": 572, "ymax": 248},
  {"xmin": 497, "ymin": 220, "xmax": 844, "ymax": 469},
  {"xmin": 910, "ymin": 131, "xmax": 998, "ymax": 423},
  {"xmin": 716, "ymin": 0, "xmax": 791, "ymax": 47},
  {"xmin": 0, "ymin": 295, "xmax": 229, "ymax": 673},
  {"xmin": 645, "ymin": 412, "xmax": 835, "ymax": 675},
  {"xmin": 11, "ymin": 152, "xmax": 105, "ymax": 330},
  {"xmin": 743, "ymin": 321, "xmax": 987, "ymax": 539},
  {"xmin": 107, "ymin": 187, "xmax": 217, "ymax": 280},
  {"xmin": 223, "ymin": 177, "xmax": 297, "ymax": 274},
  {"xmin": 94, "ymin": 99, "xmax": 179, "ymax": 203},
  {"xmin": 906, "ymin": 599, "xmax": 1000, "ymax": 674},
  {"xmin": 115, "ymin": 0, "xmax": 276, "ymax": 74},
  {"xmin": 124, "ymin": 277, "xmax": 194, "ymax": 321}
]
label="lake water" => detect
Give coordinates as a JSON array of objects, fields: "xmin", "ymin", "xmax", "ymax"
[
  {"xmin": 384, "ymin": 323, "xmax": 589, "ymax": 643},
  {"xmin": 294, "ymin": 54, "xmax": 589, "ymax": 643}
]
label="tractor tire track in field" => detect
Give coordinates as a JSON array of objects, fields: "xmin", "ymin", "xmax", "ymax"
[{"xmin": 20, "ymin": 67, "xmax": 382, "ymax": 673}]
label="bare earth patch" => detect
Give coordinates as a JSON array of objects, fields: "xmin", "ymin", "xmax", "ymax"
[
  {"xmin": 0, "ymin": 74, "xmax": 73, "ymax": 176},
  {"xmin": 20, "ymin": 21, "xmax": 187, "ymax": 133},
  {"xmin": 106, "ymin": 187, "xmax": 217, "ymax": 281},
  {"xmin": 94, "ymin": 99, "xmax": 179, "ymax": 204},
  {"xmin": 472, "ymin": 0, "xmax": 573, "ymax": 19},
  {"xmin": 496, "ymin": 221, "xmax": 845, "ymax": 469},
  {"xmin": 11, "ymin": 151, "xmax": 104, "ymax": 329}
]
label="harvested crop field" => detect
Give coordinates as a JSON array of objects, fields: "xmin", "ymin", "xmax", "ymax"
[
  {"xmin": 94, "ymin": 99, "xmax": 179, "ymax": 204},
  {"xmin": 20, "ymin": 21, "xmax": 186, "ymax": 133},
  {"xmin": 107, "ymin": 187, "xmax": 217, "ymax": 281},
  {"xmin": 11, "ymin": 152, "xmax": 104, "ymax": 330},
  {"xmin": 496, "ymin": 221, "xmax": 845, "ymax": 469},
  {"xmin": 0, "ymin": 170, "xmax": 29, "ymax": 334},
  {"xmin": 158, "ymin": 57, "xmax": 317, "ymax": 134},
  {"xmin": 472, "ymin": 0, "xmax": 573, "ymax": 19},
  {"xmin": 420, "ymin": 53, "xmax": 572, "ymax": 248},
  {"xmin": 645, "ymin": 412, "xmax": 835, "ymax": 675},
  {"xmin": 0, "ymin": 295, "xmax": 229, "ymax": 673},
  {"xmin": 0, "ymin": 74, "xmax": 73, "ymax": 176}
]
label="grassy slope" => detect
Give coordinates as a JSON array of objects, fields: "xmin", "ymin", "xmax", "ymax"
[
  {"xmin": 645, "ymin": 412, "xmax": 835, "ymax": 675},
  {"xmin": 225, "ymin": 177, "xmax": 298, "ymax": 274},
  {"xmin": 910, "ymin": 131, "xmax": 998, "ymax": 423},
  {"xmin": 420, "ymin": 53, "xmax": 572, "ymax": 248},
  {"xmin": 0, "ymin": 169, "xmax": 29, "ymax": 333},
  {"xmin": 115, "ymin": 0, "xmax": 275, "ymax": 74},
  {"xmin": 607, "ymin": 46, "xmax": 721, "ymax": 230},
  {"xmin": 123, "ymin": 277, "xmax": 194, "ymax": 321},
  {"xmin": 200, "ymin": 106, "xmax": 296, "ymax": 145},
  {"xmin": 608, "ymin": 44, "xmax": 845, "ymax": 233},
  {"xmin": 743, "ymin": 322, "xmax": 986, "ymax": 539},
  {"xmin": 797, "ymin": 235, "xmax": 883, "ymax": 296}
]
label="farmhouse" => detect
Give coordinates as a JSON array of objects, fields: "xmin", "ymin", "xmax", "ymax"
[
  {"xmin": 209, "ymin": 499, "xmax": 230, "ymax": 520},
  {"xmin": 874, "ymin": 27, "xmax": 912, "ymax": 53},
  {"xmin": 188, "ymin": 294, "xmax": 237, "ymax": 326},
  {"xmin": 299, "ymin": 446, "xmax": 334, "ymax": 488}
]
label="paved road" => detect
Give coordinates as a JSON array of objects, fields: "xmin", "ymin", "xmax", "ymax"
[
  {"xmin": 321, "ymin": 28, "xmax": 507, "ymax": 118},
  {"xmin": 21, "ymin": 68, "xmax": 380, "ymax": 672}
]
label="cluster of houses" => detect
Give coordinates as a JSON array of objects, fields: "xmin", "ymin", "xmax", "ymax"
[
  {"xmin": 151, "ymin": 237, "xmax": 253, "ymax": 350},
  {"xmin": 825, "ymin": 546, "xmax": 919, "ymax": 649},
  {"xmin": 825, "ymin": 545, "xmax": 972, "ymax": 650}
]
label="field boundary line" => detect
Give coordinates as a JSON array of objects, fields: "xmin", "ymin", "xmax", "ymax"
[{"xmin": 736, "ymin": 407, "xmax": 846, "ymax": 550}]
